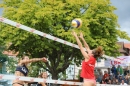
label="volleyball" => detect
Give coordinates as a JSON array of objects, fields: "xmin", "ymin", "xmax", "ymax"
[{"xmin": 71, "ymin": 18, "xmax": 82, "ymax": 28}]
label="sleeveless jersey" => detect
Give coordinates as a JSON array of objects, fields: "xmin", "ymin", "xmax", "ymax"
[
  {"xmin": 80, "ymin": 56, "xmax": 96, "ymax": 79},
  {"xmin": 15, "ymin": 64, "xmax": 29, "ymax": 76}
]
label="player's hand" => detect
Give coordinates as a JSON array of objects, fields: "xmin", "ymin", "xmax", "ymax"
[
  {"xmin": 42, "ymin": 57, "xmax": 48, "ymax": 62},
  {"xmin": 79, "ymin": 32, "xmax": 83, "ymax": 39},
  {"xmin": 72, "ymin": 31, "xmax": 77, "ymax": 37}
]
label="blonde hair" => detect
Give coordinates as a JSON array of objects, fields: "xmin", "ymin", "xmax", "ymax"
[{"xmin": 39, "ymin": 72, "xmax": 47, "ymax": 78}]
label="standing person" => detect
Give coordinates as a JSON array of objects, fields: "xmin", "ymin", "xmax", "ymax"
[
  {"xmin": 117, "ymin": 65, "xmax": 124, "ymax": 76},
  {"xmin": 41, "ymin": 72, "xmax": 48, "ymax": 79},
  {"xmin": 111, "ymin": 65, "xmax": 117, "ymax": 78},
  {"xmin": 72, "ymin": 31, "xmax": 104, "ymax": 86},
  {"xmin": 96, "ymin": 72, "xmax": 103, "ymax": 83},
  {"xmin": 28, "ymin": 72, "xmax": 48, "ymax": 86},
  {"xmin": 124, "ymin": 67, "xmax": 129, "ymax": 76},
  {"xmin": 12, "ymin": 55, "xmax": 47, "ymax": 86},
  {"xmin": 37, "ymin": 72, "xmax": 48, "ymax": 86}
]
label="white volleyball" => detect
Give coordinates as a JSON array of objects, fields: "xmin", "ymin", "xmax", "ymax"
[{"xmin": 71, "ymin": 18, "xmax": 82, "ymax": 28}]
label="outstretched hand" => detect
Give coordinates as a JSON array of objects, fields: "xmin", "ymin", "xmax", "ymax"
[
  {"xmin": 42, "ymin": 57, "xmax": 48, "ymax": 62},
  {"xmin": 72, "ymin": 30, "xmax": 77, "ymax": 37},
  {"xmin": 79, "ymin": 32, "xmax": 83, "ymax": 39}
]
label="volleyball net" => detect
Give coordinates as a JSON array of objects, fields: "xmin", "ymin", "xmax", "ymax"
[
  {"xmin": 0, "ymin": 16, "xmax": 126, "ymax": 63},
  {"xmin": 0, "ymin": 16, "xmax": 129, "ymax": 86},
  {"xmin": 0, "ymin": 74, "xmax": 124, "ymax": 86}
]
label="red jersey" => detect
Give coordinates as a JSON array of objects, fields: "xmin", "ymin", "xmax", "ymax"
[
  {"xmin": 80, "ymin": 56, "xmax": 96, "ymax": 79},
  {"xmin": 103, "ymin": 73, "xmax": 109, "ymax": 80}
]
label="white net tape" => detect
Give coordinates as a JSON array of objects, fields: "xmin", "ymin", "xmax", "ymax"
[
  {"xmin": 0, "ymin": 74, "xmax": 82, "ymax": 85},
  {"xmin": 0, "ymin": 74, "xmax": 127, "ymax": 86}
]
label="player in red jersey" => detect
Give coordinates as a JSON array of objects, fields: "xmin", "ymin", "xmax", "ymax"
[{"xmin": 72, "ymin": 31, "xmax": 104, "ymax": 86}]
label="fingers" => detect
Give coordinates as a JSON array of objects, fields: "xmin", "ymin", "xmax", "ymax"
[
  {"xmin": 79, "ymin": 32, "xmax": 83, "ymax": 38},
  {"xmin": 71, "ymin": 30, "xmax": 76, "ymax": 36},
  {"xmin": 80, "ymin": 32, "xmax": 83, "ymax": 36},
  {"xmin": 71, "ymin": 30, "xmax": 74, "ymax": 35},
  {"xmin": 42, "ymin": 57, "xmax": 48, "ymax": 62}
]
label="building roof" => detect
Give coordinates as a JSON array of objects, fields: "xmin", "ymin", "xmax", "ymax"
[
  {"xmin": 117, "ymin": 42, "xmax": 126, "ymax": 53},
  {"xmin": 124, "ymin": 43, "xmax": 130, "ymax": 49}
]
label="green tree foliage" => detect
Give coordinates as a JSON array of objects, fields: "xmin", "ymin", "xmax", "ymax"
[
  {"xmin": 0, "ymin": 0, "xmax": 130, "ymax": 79},
  {"xmin": 0, "ymin": 46, "xmax": 7, "ymax": 63},
  {"xmin": 0, "ymin": 46, "xmax": 7, "ymax": 73},
  {"xmin": 6, "ymin": 57, "xmax": 17, "ymax": 74}
]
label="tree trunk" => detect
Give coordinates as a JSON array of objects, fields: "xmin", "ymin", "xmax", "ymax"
[
  {"xmin": 52, "ymin": 72, "xmax": 58, "ymax": 79},
  {"xmin": 50, "ymin": 72, "xmax": 60, "ymax": 86},
  {"xmin": 0, "ymin": 62, "xmax": 2, "ymax": 73}
]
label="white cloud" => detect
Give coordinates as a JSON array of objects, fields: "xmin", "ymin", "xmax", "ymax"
[
  {"xmin": 120, "ymin": 21, "xmax": 130, "ymax": 31},
  {"xmin": 111, "ymin": 0, "xmax": 130, "ymax": 42}
]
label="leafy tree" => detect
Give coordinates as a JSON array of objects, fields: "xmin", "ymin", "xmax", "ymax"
[
  {"xmin": 0, "ymin": 0, "xmax": 130, "ymax": 79},
  {"xmin": 0, "ymin": 46, "xmax": 8, "ymax": 73},
  {"xmin": 0, "ymin": 46, "xmax": 7, "ymax": 63},
  {"xmin": 6, "ymin": 57, "xmax": 17, "ymax": 74}
]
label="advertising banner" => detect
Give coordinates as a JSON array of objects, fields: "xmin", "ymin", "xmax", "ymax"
[{"xmin": 105, "ymin": 56, "xmax": 130, "ymax": 67}]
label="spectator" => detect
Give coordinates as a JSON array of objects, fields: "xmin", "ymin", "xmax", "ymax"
[
  {"xmin": 124, "ymin": 67, "xmax": 129, "ymax": 76},
  {"xmin": 107, "ymin": 79, "xmax": 112, "ymax": 84},
  {"xmin": 115, "ymin": 78, "xmax": 120, "ymax": 85},
  {"xmin": 96, "ymin": 72, "xmax": 103, "ymax": 83},
  {"xmin": 120, "ymin": 80, "xmax": 127, "ymax": 86},
  {"xmin": 104, "ymin": 76, "xmax": 110, "ymax": 84},
  {"xmin": 103, "ymin": 71, "xmax": 109, "ymax": 80},
  {"xmin": 28, "ymin": 72, "xmax": 48, "ymax": 86},
  {"xmin": 112, "ymin": 78, "xmax": 116, "ymax": 84},
  {"xmin": 124, "ymin": 76, "xmax": 129, "ymax": 84},
  {"xmin": 108, "ymin": 68, "xmax": 111, "ymax": 75},
  {"xmin": 118, "ymin": 75, "xmax": 123, "ymax": 83},
  {"xmin": 95, "ymin": 66, "xmax": 130, "ymax": 85},
  {"xmin": 111, "ymin": 65, "xmax": 117, "ymax": 77},
  {"xmin": 117, "ymin": 65, "xmax": 124, "ymax": 75},
  {"xmin": 100, "ymin": 80, "xmax": 105, "ymax": 84}
]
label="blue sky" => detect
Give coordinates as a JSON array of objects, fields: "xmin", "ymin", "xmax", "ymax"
[{"xmin": 0, "ymin": 0, "xmax": 130, "ymax": 42}]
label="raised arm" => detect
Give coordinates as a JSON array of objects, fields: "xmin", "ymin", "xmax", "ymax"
[
  {"xmin": 72, "ymin": 31, "xmax": 89, "ymax": 60},
  {"xmin": 19, "ymin": 57, "xmax": 47, "ymax": 65},
  {"xmin": 79, "ymin": 32, "xmax": 91, "ymax": 53}
]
